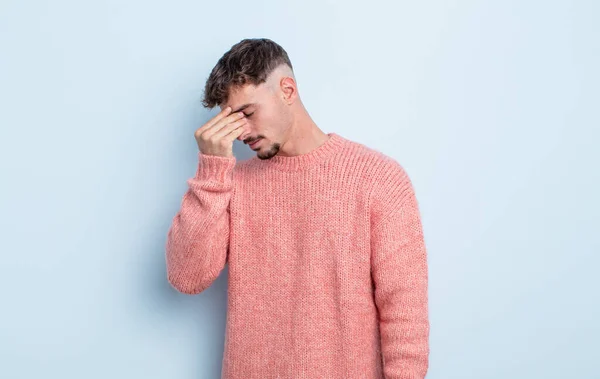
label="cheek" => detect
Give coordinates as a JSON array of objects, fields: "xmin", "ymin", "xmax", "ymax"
[
  {"xmin": 256, "ymin": 113, "xmax": 276, "ymax": 128},
  {"xmin": 247, "ymin": 116, "xmax": 262, "ymax": 130}
]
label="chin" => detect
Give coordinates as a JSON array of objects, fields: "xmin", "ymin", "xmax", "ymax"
[{"xmin": 256, "ymin": 142, "xmax": 281, "ymax": 160}]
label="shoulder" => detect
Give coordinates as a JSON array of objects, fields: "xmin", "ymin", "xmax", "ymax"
[
  {"xmin": 337, "ymin": 137, "xmax": 417, "ymax": 227},
  {"xmin": 339, "ymin": 135, "xmax": 411, "ymax": 186}
]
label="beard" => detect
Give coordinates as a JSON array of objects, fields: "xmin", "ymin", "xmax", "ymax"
[
  {"xmin": 256, "ymin": 141, "xmax": 281, "ymax": 160},
  {"xmin": 244, "ymin": 134, "xmax": 281, "ymax": 160}
]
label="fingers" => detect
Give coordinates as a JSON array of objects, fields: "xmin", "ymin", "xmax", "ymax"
[
  {"xmin": 206, "ymin": 106, "xmax": 233, "ymax": 129},
  {"xmin": 211, "ymin": 116, "xmax": 248, "ymax": 141},
  {"xmin": 200, "ymin": 110, "xmax": 246, "ymax": 139}
]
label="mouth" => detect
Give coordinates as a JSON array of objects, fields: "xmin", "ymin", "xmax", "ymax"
[{"xmin": 248, "ymin": 138, "xmax": 262, "ymax": 149}]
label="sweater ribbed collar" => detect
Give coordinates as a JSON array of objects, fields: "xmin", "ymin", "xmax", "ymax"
[{"xmin": 257, "ymin": 132, "xmax": 347, "ymax": 172}]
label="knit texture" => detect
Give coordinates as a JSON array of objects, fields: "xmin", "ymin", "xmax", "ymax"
[{"xmin": 165, "ymin": 132, "xmax": 430, "ymax": 378}]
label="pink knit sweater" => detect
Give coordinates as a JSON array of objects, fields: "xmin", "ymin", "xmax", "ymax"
[{"xmin": 165, "ymin": 132, "xmax": 430, "ymax": 378}]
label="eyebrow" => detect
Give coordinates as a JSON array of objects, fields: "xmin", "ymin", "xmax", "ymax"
[{"xmin": 231, "ymin": 103, "xmax": 257, "ymax": 113}]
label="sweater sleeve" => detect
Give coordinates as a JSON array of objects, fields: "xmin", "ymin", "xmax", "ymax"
[
  {"xmin": 369, "ymin": 160, "xmax": 430, "ymax": 379},
  {"xmin": 165, "ymin": 152, "xmax": 237, "ymax": 295}
]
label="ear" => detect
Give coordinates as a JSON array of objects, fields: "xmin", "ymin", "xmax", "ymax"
[{"xmin": 280, "ymin": 76, "xmax": 297, "ymax": 105}]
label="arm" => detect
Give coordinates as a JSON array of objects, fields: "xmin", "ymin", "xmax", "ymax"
[
  {"xmin": 165, "ymin": 152, "xmax": 236, "ymax": 294},
  {"xmin": 370, "ymin": 161, "xmax": 430, "ymax": 378}
]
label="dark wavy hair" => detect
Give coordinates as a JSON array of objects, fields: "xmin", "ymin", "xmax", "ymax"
[{"xmin": 201, "ymin": 38, "xmax": 294, "ymax": 109}]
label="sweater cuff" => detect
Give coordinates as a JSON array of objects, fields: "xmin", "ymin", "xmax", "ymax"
[{"xmin": 195, "ymin": 152, "xmax": 237, "ymax": 183}]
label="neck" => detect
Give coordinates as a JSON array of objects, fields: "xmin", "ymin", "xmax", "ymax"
[
  {"xmin": 256, "ymin": 132, "xmax": 347, "ymax": 172},
  {"xmin": 277, "ymin": 106, "xmax": 328, "ymax": 157}
]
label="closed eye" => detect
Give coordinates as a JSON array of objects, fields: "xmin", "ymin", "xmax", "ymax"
[{"xmin": 244, "ymin": 112, "xmax": 254, "ymax": 117}]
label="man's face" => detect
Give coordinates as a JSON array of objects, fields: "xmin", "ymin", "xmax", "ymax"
[{"xmin": 219, "ymin": 81, "xmax": 290, "ymax": 160}]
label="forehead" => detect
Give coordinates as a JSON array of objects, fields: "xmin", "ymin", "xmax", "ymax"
[{"xmin": 221, "ymin": 82, "xmax": 269, "ymax": 111}]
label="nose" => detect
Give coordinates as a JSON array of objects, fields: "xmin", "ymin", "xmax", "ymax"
[{"xmin": 237, "ymin": 125, "xmax": 251, "ymax": 141}]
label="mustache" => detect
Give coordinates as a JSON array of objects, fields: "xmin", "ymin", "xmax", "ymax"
[{"xmin": 243, "ymin": 136, "xmax": 263, "ymax": 144}]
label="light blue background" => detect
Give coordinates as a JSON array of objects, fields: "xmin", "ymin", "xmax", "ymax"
[{"xmin": 1, "ymin": 1, "xmax": 598, "ymax": 378}]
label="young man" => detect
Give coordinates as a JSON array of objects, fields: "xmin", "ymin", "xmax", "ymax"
[{"xmin": 165, "ymin": 38, "xmax": 430, "ymax": 379}]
